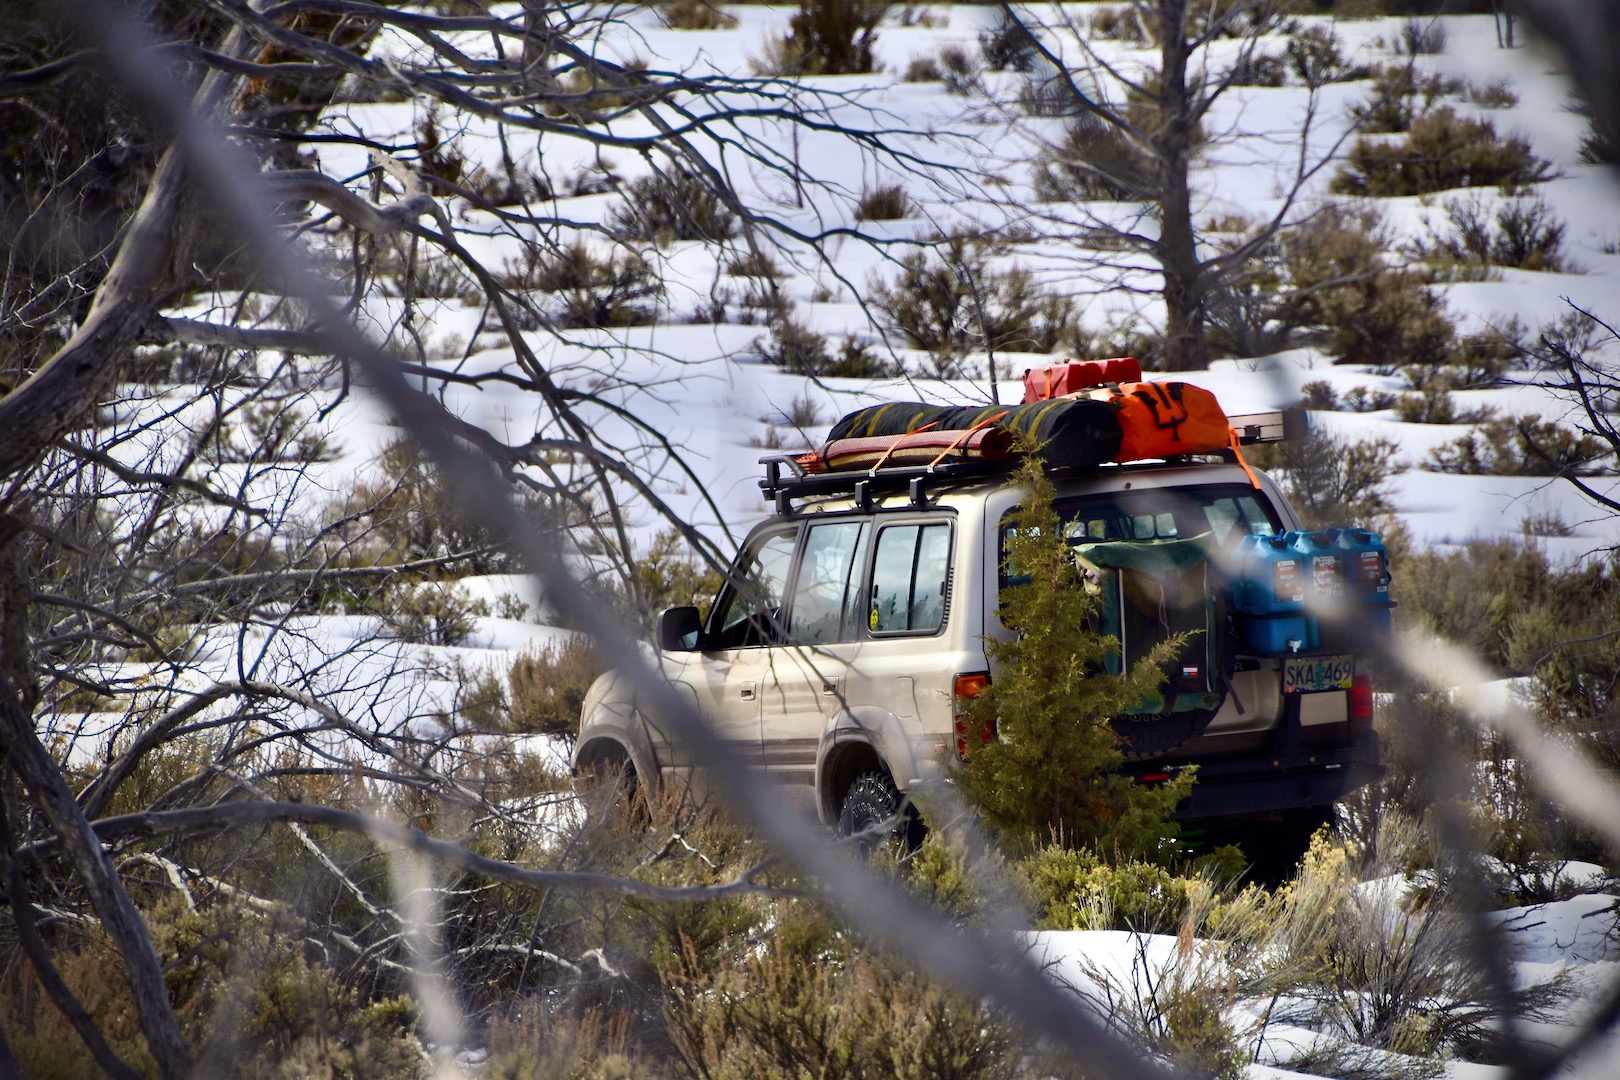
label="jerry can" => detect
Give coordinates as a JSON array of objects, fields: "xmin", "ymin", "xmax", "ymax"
[
  {"xmin": 1231, "ymin": 533, "xmax": 1309, "ymax": 654},
  {"xmin": 1333, "ymin": 527, "xmax": 1394, "ymax": 647}
]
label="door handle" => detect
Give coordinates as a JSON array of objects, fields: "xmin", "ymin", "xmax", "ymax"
[
  {"xmin": 739, "ymin": 682, "xmax": 756, "ymax": 701},
  {"xmin": 821, "ymin": 678, "xmax": 840, "ymax": 696}
]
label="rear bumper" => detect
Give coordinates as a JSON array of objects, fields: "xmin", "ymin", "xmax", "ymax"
[{"xmin": 1129, "ymin": 698, "xmax": 1383, "ymax": 819}]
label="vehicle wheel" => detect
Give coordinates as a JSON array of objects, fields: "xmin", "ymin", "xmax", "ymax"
[
  {"xmin": 578, "ymin": 751, "xmax": 647, "ymax": 824},
  {"xmin": 1202, "ymin": 806, "xmax": 1334, "ymax": 887},
  {"xmin": 838, "ymin": 771, "xmax": 923, "ymax": 853}
]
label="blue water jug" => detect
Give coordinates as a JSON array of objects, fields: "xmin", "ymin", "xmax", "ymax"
[
  {"xmin": 1231, "ymin": 533, "xmax": 1309, "ymax": 654},
  {"xmin": 1288, "ymin": 530, "xmax": 1349, "ymax": 650},
  {"xmin": 1334, "ymin": 527, "xmax": 1394, "ymax": 648}
]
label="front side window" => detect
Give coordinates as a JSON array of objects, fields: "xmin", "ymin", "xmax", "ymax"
[
  {"xmin": 787, "ymin": 520, "xmax": 868, "ymax": 644},
  {"xmin": 710, "ymin": 530, "xmax": 798, "ymax": 648},
  {"xmin": 869, "ymin": 522, "xmax": 952, "ymax": 634}
]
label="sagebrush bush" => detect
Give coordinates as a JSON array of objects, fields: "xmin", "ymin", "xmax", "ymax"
[
  {"xmin": 608, "ymin": 165, "xmax": 738, "ymax": 242},
  {"xmin": 322, "ymin": 438, "xmax": 515, "ymax": 576},
  {"xmin": 868, "ymin": 234, "xmax": 1076, "ymax": 357},
  {"xmin": 1333, "ymin": 107, "xmax": 1556, "ymax": 197},
  {"xmin": 1246, "ymin": 426, "xmax": 1400, "ymax": 528},
  {"xmin": 1342, "ymin": 385, "xmax": 1400, "ymax": 412},
  {"xmin": 978, "ymin": 11, "xmax": 1036, "ymax": 71},
  {"xmin": 1412, "ymin": 193, "xmax": 1567, "ymax": 273},
  {"xmin": 1, "ymin": 898, "xmax": 424, "ymax": 1079},
  {"xmin": 1398, "ymin": 16, "xmax": 1447, "ymax": 56},
  {"xmin": 753, "ymin": 314, "xmax": 833, "ymax": 373},
  {"xmin": 1033, "ymin": 83, "xmax": 1206, "ymax": 202},
  {"xmin": 662, "ymin": 907, "xmax": 1020, "ymax": 1080},
  {"xmin": 1022, "ymin": 846, "xmax": 1235, "ymax": 933},
  {"xmin": 504, "ymin": 239, "xmax": 665, "ymax": 328},
  {"xmin": 659, "ymin": 0, "xmax": 737, "ymax": 30},
  {"xmin": 1285, "ymin": 24, "xmax": 1371, "ymax": 87},
  {"xmin": 759, "ymin": 0, "xmax": 887, "ymax": 76},
  {"xmin": 1282, "ymin": 204, "xmax": 1458, "ymax": 369},
  {"xmin": 1426, "ymin": 415, "xmax": 1607, "ymax": 476},
  {"xmin": 1228, "ymin": 48, "xmax": 1287, "ymax": 87},
  {"xmin": 1087, "ymin": 4, "xmax": 1149, "ymax": 43},
  {"xmin": 587, "ymin": 526, "xmax": 727, "ymax": 634},
  {"xmin": 855, "ymin": 182, "xmax": 911, "ymax": 221},
  {"xmin": 1392, "ymin": 539, "xmax": 1620, "ymax": 781},
  {"xmin": 903, "ymin": 54, "xmax": 942, "ymax": 82},
  {"xmin": 1470, "ymin": 77, "xmax": 1518, "ymax": 109},
  {"xmin": 937, "ymin": 43, "xmax": 983, "ymax": 96},
  {"xmin": 1392, "ymin": 386, "xmax": 1494, "ymax": 425},
  {"xmin": 1255, "ymin": 832, "xmax": 1553, "ymax": 1071},
  {"xmin": 381, "ymin": 579, "xmax": 489, "ymax": 645},
  {"xmin": 504, "ymin": 636, "xmax": 604, "ymax": 738},
  {"xmin": 1350, "ymin": 63, "xmax": 1461, "ymax": 134}
]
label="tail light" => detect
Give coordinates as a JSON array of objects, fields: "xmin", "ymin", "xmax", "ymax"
[
  {"xmin": 953, "ymin": 672, "xmax": 993, "ymax": 760},
  {"xmin": 1350, "ymin": 674, "xmax": 1374, "ymax": 726}
]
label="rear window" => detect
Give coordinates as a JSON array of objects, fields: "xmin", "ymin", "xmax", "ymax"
[
  {"xmin": 1001, "ymin": 484, "xmax": 1282, "ymax": 588},
  {"xmin": 1055, "ymin": 485, "xmax": 1280, "ymax": 547}
]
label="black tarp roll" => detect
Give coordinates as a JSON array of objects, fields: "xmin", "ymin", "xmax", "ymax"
[{"xmin": 825, "ymin": 398, "xmax": 1124, "ymax": 471}]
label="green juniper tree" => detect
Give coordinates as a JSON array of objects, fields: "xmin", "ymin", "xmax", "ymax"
[{"xmin": 960, "ymin": 457, "xmax": 1193, "ymax": 858}]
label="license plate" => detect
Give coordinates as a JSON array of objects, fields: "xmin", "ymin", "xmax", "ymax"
[{"xmin": 1282, "ymin": 654, "xmax": 1354, "ymax": 694}]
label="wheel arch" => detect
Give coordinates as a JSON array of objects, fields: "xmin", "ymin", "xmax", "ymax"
[
  {"xmin": 817, "ymin": 737, "xmax": 888, "ymax": 825},
  {"xmin": 571, "ymin": 704, "xmax": 660, "ymax": 793}
]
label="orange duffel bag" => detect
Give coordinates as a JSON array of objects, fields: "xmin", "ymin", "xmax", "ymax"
[{"xmin": 1079, "ymin": 381, "xmax": 1230, "ymax": 462}]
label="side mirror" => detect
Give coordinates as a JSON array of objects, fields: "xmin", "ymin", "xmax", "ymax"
[{"xmin": 656, "ymin": 606, "xmax": 703, "ymax": 652}]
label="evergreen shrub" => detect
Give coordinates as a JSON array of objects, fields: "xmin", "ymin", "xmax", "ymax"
[{"xmin": 958, "ymin": 457, "xmax": 1191, "ymax": 857}]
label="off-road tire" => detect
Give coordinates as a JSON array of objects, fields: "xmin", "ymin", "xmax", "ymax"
[
  {"xmin": 838, "ymin": 770, "xmax": 923, "ymax": 852},
  {"xmin": 578, "ymin": 751, "xmax": 647, "ymax": 824}
]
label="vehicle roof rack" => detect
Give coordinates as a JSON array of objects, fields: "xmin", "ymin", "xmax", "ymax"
[
  {"xmin": 758, "ymin": 453, "xmax": 1017, "ymax": 513},
  {"xmin": 758, "ymin": 407, "xmax": 1304, "ymax": 513}
]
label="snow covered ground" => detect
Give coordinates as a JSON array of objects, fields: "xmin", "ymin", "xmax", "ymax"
[{"xmin": 76, "ymin": 6, "xmax": 1620, "ymax": 1075}]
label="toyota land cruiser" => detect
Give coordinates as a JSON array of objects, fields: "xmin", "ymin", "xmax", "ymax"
[{"xmin": 573, "ymin": 413, "xmax": 1384, "ymax": 848}]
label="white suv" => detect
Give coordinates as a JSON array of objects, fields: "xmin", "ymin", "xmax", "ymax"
[{"xmin": 574, "ymin": 444, "xmax": 1383, "ymax": 849}]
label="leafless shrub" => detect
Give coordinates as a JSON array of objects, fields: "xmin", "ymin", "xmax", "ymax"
[
  {"xmin": 1411, "ymin": 194, "xmax": 1568, "ymax": 273},
  {"xmin": 1399, "ymin": 17, "xmax": 1447, "ymax": 56}
]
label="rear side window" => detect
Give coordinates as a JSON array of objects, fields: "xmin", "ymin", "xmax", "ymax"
[
  {"xmin": 787, "ymin": 521, "xmax": 868, "ymax": 644},
  {"xmin": 870, "ymin": 522, "xmax": 951, "ymax": 634}
]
